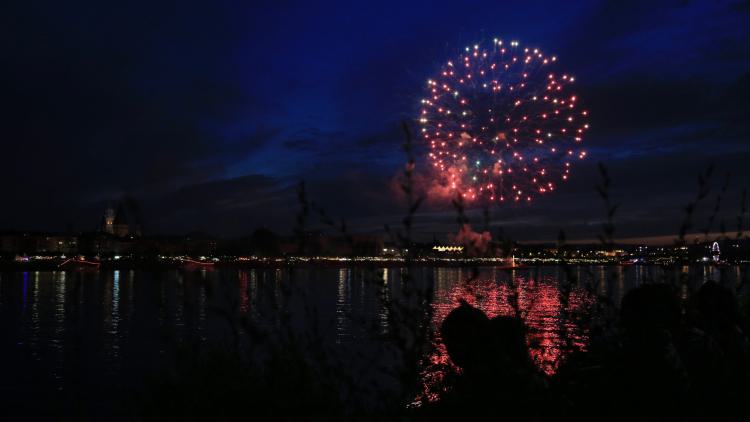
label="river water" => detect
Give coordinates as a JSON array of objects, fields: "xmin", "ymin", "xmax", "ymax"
[{"xmin": 0, "ymin": 265, "xmax": 745, "ymax": 419}]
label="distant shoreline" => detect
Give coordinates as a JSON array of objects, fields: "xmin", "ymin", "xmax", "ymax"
[{"xmin": 0, "ymin": 257, "xmax": 744, "ymax": 271}]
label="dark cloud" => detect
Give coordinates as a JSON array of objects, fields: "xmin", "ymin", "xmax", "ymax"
[
  {"xmin": 283, "ymin": 138, "xmax": 317, "ymax": 151},
  {"xmin": 140, "ymin": 174, "xmax": 297, "ymax": 236},
  {"xmin": 0, "ymin": 0, "xmax": 277, "ymax": 231}
]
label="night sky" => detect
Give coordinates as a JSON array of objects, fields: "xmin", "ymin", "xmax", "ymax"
[{"xmin": 3, "ymin": 0, "xmax": 750, "ymax": 243}]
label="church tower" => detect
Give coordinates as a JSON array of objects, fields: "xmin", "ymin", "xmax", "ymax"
[
  {"xmin": 113, "ymin": 204, "xmax": 130, "ymax": 237},
  {"xmin": 103, "ymin": 204, "xmax": 115, "ymax": 234}
]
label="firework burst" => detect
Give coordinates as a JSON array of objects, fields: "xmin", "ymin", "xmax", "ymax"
[{"xmin": 419, "ymin": 38, "xmax": 589, "ymax": 204}]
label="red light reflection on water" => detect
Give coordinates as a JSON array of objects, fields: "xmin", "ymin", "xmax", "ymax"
[
  {"xmin": 416, "ymin": 277, "xmax": 591, "ymax": 403},
  {"xmin": 238, "ymin": 271, "xmax": 249, "ymax": 313}
]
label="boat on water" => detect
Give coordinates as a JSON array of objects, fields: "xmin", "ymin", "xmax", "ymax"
[
  {"xmin": 180, "ymin": 258, "xmax": 216, "ymax": 269},
  {"xmin": 58, "ymin": 256, "xmax": 101, "ymax": 269}
]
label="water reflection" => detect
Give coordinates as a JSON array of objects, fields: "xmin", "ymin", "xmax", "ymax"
[
  {"xmin": 0, "ymin": 264, "xmax": 746, "ymax": 415},
  {"xmin": 249, "ymin": 269, "xmax": 258, "ymax": 319},
  {"xmin": 238, "ymin": 271, "xmax": 249, "ymax": 313},
  {"xmin": 53, "ymin": 271, "xmax": 66, "ymax": 388},
  {"xmin": 336, "ymin": 268, "xmax": 352, "ymax": 343},
  {"xmin": 22, "ymin": 271, "xmax": 28, "ymax": 312},
  {"xmin": 31, "ymin": 272, "xmax": 40, "ymax": 360},
  {"xmin": 417, "ymin": 275, "xmax": 592, "ymax": 402},
  {"xmin": 378, "ymin": 268, "xmax": 390, "ymax": 334}
]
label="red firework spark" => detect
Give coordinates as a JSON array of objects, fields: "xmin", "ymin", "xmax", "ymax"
[{"xmin": 419, "ymin": 38, "xmax": 589, "ymax": 204}]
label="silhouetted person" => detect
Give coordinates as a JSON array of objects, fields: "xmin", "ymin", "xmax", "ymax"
[
  {"xmin": 689, "ymin": 281, "xmax": 750, "ymax": 418},
  {"xmin": 488, "ymin": 315, "xmax": 532, "ymax": 370},
  {"xmin": 617, "ymin": 284, "xmax": 689, "ymax": 421},
  {"xmin": 440, "ymin": 300, "xmax": 491, "ymax": 373},
  {"xmin": 695, "ymin": 281, "xmax": 750, "ymax": 361},
  {"xmin": 430, "ymin": 301, "xmax": 546, "ymax": 419}
]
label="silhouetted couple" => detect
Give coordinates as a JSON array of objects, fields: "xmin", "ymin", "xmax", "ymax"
[{"xmin": 426, "ymin": 301, "xmax": 547, "ymax": 418}]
